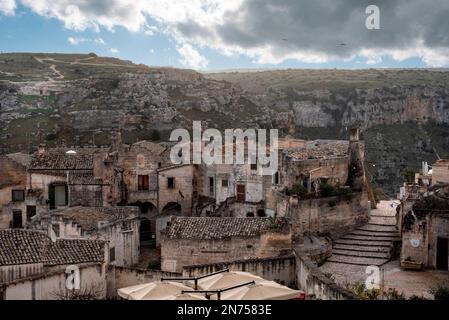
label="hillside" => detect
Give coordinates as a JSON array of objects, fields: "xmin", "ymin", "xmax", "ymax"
[{"xmin": 1, "ymin": 53, "xmax": 449, "ymax": 195}]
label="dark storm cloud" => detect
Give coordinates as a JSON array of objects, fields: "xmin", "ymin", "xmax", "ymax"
[{"xmin": 175, "ymin": 0, "xmax": 449, "ymax": 62}]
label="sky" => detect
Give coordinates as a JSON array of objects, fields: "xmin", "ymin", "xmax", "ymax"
[{"xmin": 1, "ymin": 0, "xmax": 449, "ymax": 70}]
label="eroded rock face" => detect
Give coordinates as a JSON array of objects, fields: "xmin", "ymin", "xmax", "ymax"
[{"xmin": 1, "ymin": 65, "xmax": 449, "ymax": 195}]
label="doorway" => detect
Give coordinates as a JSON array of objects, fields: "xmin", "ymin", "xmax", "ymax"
[
  {"xmin": 436, "ymin": 237, "xmax": 448, "ymax": 270},
  {"xmin": 236, "ymin": 184, "xmax": 246, "ymax": 202},
  {"xmin": 12, "ymin": 210, "xmax": 22, "ymax": 228}
]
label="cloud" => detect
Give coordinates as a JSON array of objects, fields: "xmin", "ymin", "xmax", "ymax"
[
  {"xmin": 149, "ymin": 48, "xmax": 154, "ymax": 54},
  {"xmin": 4, "ymin": 0, "xmax": 449, "ymax": 67},
  {"xmin": 109, "ymin": 47, "xmax": 118, "ymax": 54},
  {"xmin": 95, "ymin": 37, "xmax": 105, "ymax": 45},
  {"xmin": 68, "ymin": 36, "xmax": 106, "ymax": 46},
  {"xmin": 67, "ymin": 36, "xmax": 87, "ymax": 45},
  {"xmin": 176, "ymin": 43, "xmax": 208, "ymax": 69},
  {"xmin": 0, "ymin": 0, "xmax": 16, "ymax": 16}
]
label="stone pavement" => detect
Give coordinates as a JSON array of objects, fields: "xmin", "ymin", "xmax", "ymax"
[{"xmin": 383, "ymin": 259, "xmax": 449, "ymax": 299}]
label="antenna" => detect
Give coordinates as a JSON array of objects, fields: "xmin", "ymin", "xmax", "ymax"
[{"xmin": 433, "ymin": 147, "xmax": 441, "ymax": 160}]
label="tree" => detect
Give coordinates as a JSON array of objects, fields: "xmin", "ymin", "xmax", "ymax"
[
  {"xmin": 290, "ymin": 183, "xmax": 308, "ymax": 197},
  {"xmin": 320, "ymin": 183, "xmax": 336, "ymax": 197},
  {"xmin": 403, "ymin": 167, "xmax": 416, "ymax": 184}
]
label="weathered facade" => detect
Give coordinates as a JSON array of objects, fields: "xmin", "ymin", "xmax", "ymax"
[
  {"xmin": 400, "ymin": 186, "xmax": 449, "ymax": 270},
  {"xmin": 280, "ymin": 140, "xmax": 350, "ymax": 193},
  {"xmin": 27, "ymin": 206, "xmax": 140, "ymax": 267},
  {"xmin": 0, "ymin": 229, "xmax": 106, "ymax": 284},
  {"xmin": 160, "ymin": 217, "xmax": 292, "ymax": 273},
  {"xmin": 0, "ymin": 153, "xmax": 30, "ymax": 229}
]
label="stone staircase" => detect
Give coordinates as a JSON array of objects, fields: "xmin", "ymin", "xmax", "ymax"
[{"xmin": 326, "ymin": 212, "xmax": 400, "ymax": 266}]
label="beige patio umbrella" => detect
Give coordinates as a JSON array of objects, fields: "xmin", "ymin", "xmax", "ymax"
[
  {"xmin": 210, "ymin": 280, "xmax": 302, "ymax": 300},
  {"xmin": 118, "ymin": 281, "xmax": 194, "ymax": 300},
  {"xmin": 190, "ymin": 271, "xmax": 265, "ymax": 290},
  {"xmin": 166, "ymin": 293, "xmax": 208, "ymax": 300}
]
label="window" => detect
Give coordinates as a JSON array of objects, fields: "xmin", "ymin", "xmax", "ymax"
[
  {"xmin": 167, "ymin": 177, "xmax": 175, "ymax": 189},
  {"xmin": 250, "ymin": 163, "xmax": 257, "ymax": 171},
  {"xmin": 138, "ymin": 175, "xmax": 149, "ymax": 191},
  {"xmin": 12, "ymin": 190, "xmax": 25, "ymax": 202},
  {"xmin": 109, "ymin": 247, "xmax": 116, "ymax": 262},
  {"xmin": 273, "ymin": 171, "xmax": 280, "ymax": 185},
  {"xmin": 221, "ymin": 179, "xmax": 229, "ymax": 187},
  {"xmin": 209, "ymin": 177, "xmax": 214, "ymax": 196},
  {"xmin": 54, "ymin": 185, "xmax": 68, "ymax": 206},
  {"xmin": 27, "ymin": 206, "xmax": 37, "ymax": 219},
  {"xmin": 12, "ymin": 210, "xmax": 22, "ymax": 228},
  {"xmin": 257, "ymin": 209, "xmax": 266, "ymax": 217}
]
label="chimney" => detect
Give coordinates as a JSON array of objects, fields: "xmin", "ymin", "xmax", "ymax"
[
  {"xmin": 93, "ymin": 152, "xmax": 105, "ymax": 180},
  {"xmin": 349, "ymin": 127, "xmax": 360, "ymax": 142},
  {"xmin": 38, "ymin": 144, "xmax": 46, "ymax": 154}
]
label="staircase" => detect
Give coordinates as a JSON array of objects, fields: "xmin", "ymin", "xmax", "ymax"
[{"xmin": 326, "ymin": 202, "xmax": 400, "ymax": 266}]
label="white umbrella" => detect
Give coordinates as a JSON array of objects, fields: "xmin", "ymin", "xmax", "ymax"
[
  {"xmin": 190, "ymin": 271, "xmax": 265, "ymax": 290},
  {"xmin": 166, "ymin": 293, "xmax": 208, "ymax": 300},
  {"xmin": 210, "ymin": 280, "xmax": 302, "ymax": 300},
  {"xmin": 118, "ymin": 281, "xmax": 192, "ymax": 300}
]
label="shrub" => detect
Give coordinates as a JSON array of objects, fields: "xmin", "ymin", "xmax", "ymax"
[
  {"xmin": 403, "ymin": 167, "xmax": 416, "ymax": 184},
  {"xmin": 290, "ymin": 183, "xmax": 308, "ymax": 197},
  {"xmin": 320, "ymin": 183, "xmax": 336, "ymax": 198},
  {"xmin": 429, "ymin": 281, "xmax": 449, "ymax": 300}
]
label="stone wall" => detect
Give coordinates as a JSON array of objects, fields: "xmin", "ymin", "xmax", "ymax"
[
  {"xmin": 295, "ymin": 252, "xmax": 355, "ymax": 300},
  {"xmin": 0, "ymin": 263, "xmax": 106, "ymax": 300},
  {"xmin": 182, "ymin": 255, "xmax": 296, "ymax": 288},
  {"xmin": 158, "ymin": 165, "xmax": 196, "ymax": 215},
  {"xmin": 280, "ymin": 155, "xmax": 349, "ymax": 190},
  {"xmin": 283, "ymin": 191, "xmax": 369, "ymax": 240},
  {"xmin": 107, "ymin": 265, "xmax": 181, "ymax": 299},
  {"xmin": 401, "ymin": 213, "xmax": 449, "ymax": 269},
  {"xmin": 69, "ymin": 184, "xmax": 103, "ymax": 207},
  {"xmin": 0, "ymin": 263, "xmax": 43, "ymax": 284},
  {"xmin": 432, "ymin": 160, "xmax": 449, "ymax": 185},
  {"xmin": 161, "ymin": 231, "xmax": 292, "ymax": 273}
]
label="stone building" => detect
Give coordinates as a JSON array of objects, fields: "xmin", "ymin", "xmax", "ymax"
[
  {"xmin": 160, "ymin": 217, "xmax": 291, "ymax": 272},
  {"xmin": 0, "ymin": 153, "xmax": 30, "ymax": 229},
  {"xmin": 431, "ymin": 159, "xmax": 449, "ymax": 186},
  {"xmin": 27, "ymin": 206, "xmax": 140, "ymax": 267},
  {"xmin": 0, "ymin": 229, "xmax": 107, "ymax": 284},
  {"xmin": 119, "ymin": 140, "xmax": 170, "ymax": 242},
  {"xmin": 27, "ymin": 146, "xmax": 122, "ymax": 214},
  {"xmin": 279, "ymin": 140, "xmax": 350, "ymax": 193},
  {"xmin": 400, "ymin": 185, "xmax": 449, "ymax": 270},
  {"xmin": 197, "ymin": 162, "xmax": 269, "ymax": 218},
  {"xmin": 157, "ymin": 164, "xmax": 197, "ymax": 216}
]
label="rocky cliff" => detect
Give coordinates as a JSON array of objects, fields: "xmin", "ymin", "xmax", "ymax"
[{"xmin": 1, "ymin": 53, "xmax": 449, "ymax": 195}]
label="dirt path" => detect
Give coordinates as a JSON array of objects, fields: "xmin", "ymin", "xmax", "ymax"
[
  {"xmin": 48, "ymin": 64, "xmax": 64, "ymax": 81},
  {"xmin": 33, "ymin": 56, "xmax": 64, "ymax": 81}
]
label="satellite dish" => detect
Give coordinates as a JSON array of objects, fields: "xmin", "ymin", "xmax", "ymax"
[
  {"xmin": 66, "ymin": 150, "xmax": 77, "ymax": 154},
  {"xmin": 410, "ymin": 239, "xmax": 420, "ymax": 247}
]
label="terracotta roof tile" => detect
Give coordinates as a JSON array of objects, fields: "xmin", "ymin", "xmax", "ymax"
[
  {"xmin": 165, "ymin": 217, "xmax": 288, "ymax": 240},
  {"xmin": 0, "ymin": 229, "xmax": 105, "ymax": 267},
  {"xmin": 59, "ymin": 206, "xmax": 139, "ymax": 232}
]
